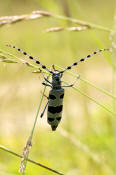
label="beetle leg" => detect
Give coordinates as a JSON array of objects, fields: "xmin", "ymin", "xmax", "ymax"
[
  {"xmin": 41, "ymin": 70, "xmax": 52, "ymax": 84},
  {"xmin": 44, "ymin": 77, "xmax": 52, "ymax": 84},
  {"xmin": 42, "ymin": 82, "xmax": 52, "ymax": 87},
  {"xmin": 40, "ymin": 101, "xmax": 49, "ymax": 118},
  {"xmin": 62, "ymin": 75, "xmax": 80, "ymax": 88}
]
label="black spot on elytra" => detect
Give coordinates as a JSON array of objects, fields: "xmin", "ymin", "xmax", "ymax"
[
  {"xmin": 57, "ymin": 105, "xmax": 63, "ymax": 113},
  {"xmin": 49, "ymin": 94, "xmax": 56, "ymax": 100},
  {"xmin": 56, "ymin": 117, "xmax": 61, "ymax": 121},
  {"xmin": 60, "ymin": 94, "xmax": 64, "ymax": 99},
  {"xmin": 87, "ymin": 55, "xmax": 90, "ymax": 58},
  {"xmin": 18, "ymin": 48, "xmax": 20, "ymax": 51},
  {"xmin": 48, "ymin": 106, "xmax": 56, "ymax": 114},
  {"xmin": 48, "ymin": 118, "xmax": 55, "ymax": 122},
  {"xmin": 48, "ymin": 105, "xmax": 63, "ymax": 114}
]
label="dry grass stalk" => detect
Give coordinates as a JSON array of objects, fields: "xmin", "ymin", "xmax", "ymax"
[
  {"xmin": 67, "ymin": 26, "xmax": 88, "ymax": 31},
  {"xmin": 33, "ymin": 10, "xmax": 90, "ymax": 27},
  {"xmin": 45, "ymin": 26, "xmax": 88, "ymax": 32},
  {"xmin": 0, "ymin": 144, "xmax": 64, "ymax": 175},
  {"xmin": 32, "ymin": 10, "xmax": 53, "ymax": 17},
  {"xmin": 19, "ymin": 138, "xmax": 32, "ymax": 173},
  {"xmin": 0, "ymin": 13, "xmax": 42, "ymax": 27},
  {"xmin": 0, "ymin": 10, "xmax": 112, "ymax": 32},
  {"xmin": 45, "ymin": 27, "xmax": 64, "ymax": 32},
  {"xmin": 0, "ymin": 10, "xmax": 90, "ymax": 29}
]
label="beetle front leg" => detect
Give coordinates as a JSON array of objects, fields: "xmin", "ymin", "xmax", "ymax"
[
  {"xmin": 44, "ymin": 77, "xmax": 52, "ymax": 84},
  {"xmin": 42, "ymin": 82, "xmax": 52, "ymax": 88}
]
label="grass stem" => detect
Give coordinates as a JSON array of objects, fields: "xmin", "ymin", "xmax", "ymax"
[{"xmin": 0, "ymin": 145, "xmax": 64, "ymax": 175}]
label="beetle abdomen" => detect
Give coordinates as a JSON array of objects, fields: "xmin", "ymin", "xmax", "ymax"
[{"xmin": 47, "ymin": 88, "xmax": 64, "ymax": 131}]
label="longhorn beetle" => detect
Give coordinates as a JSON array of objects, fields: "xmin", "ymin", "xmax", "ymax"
[{"xmin": 7, "ymin": 44, "xmax": 110, "ymax": 131}]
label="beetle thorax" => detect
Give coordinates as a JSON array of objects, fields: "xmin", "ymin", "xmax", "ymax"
[{"xmin": 52, "ymin": 73, "xmax": 62, "ymax": 89}]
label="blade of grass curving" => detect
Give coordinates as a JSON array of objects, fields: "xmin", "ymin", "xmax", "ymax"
[
  {"xmin": 50, "ymin": 13, "xmax": 112, "ymax": 32},
  {"xmin": 59, "ymin": 129, "xmax": 100, "ymax": 164},
  {"xmin": 110, "ymin": 10, "xmax": 116, "ymax": 173},
  {"xmin": 88, "ymin": 30, "xmax": 114, "ymax": 66},
  {"xmin": 56, "ymin": 65, "xmax": 116, "ymax": 99},
  {"xmin": 0, "ymin": 145, "xmax": 64, "ymax": 175},
  {"xmin": 0, "ymin": 48, "xmax": 42, "ymax": 69},
  {"xmin": 80, "ymin": 77, "xmax": 116, "ymax": 99},
  {"xmin": 73, "ymin": 86, "xmax": 116, "ymax": 117},
  {"xmin": 59, "ymin": 129, "xmax": 113, "ymax": 175},
  {"xmin": 63, "ymin": 80, "xmax": 116, "ymax": 117}
]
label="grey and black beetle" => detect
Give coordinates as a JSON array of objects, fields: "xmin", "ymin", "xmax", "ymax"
[{"xmin": 7, "ymin": 44, "xmax": 110, "ymax": 131}]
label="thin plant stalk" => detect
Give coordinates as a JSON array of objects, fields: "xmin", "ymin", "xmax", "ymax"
[
  {"xmin": 0, "ymin": 11, "xmax": 113, "ymax": 32},
  {"xmin": 110, "ymin": 10, "xmax": 116, "ymax": 173},
  {"xmin": 63, "ymin": 80, "xmax": 116, "ymax": 117},
  {"xmin": 0, "ymin": 145, "xmax": 64, "ymax": 175},
  {"xmin": 0, "ymin": 48, "xmax": 39, "ymax": 69},
  {"xmin": 59, "ymin": 129, "xmax": 113, "ymax": 175},
  {"xmin": 72, "ymin": 86, "xmax": 116, "ymax": 117},
  {"xmin": 20, "ymin": 85, "xmax": 47, "ymax": 175},
  {"xmin": 52, "ymin": 13, "xmax": 112, "ymax": 32},
  {"xmin": 56, "ymin": 65, "xmax": 116, "ymax": 99}
]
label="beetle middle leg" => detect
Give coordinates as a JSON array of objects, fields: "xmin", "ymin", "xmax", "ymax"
[{"xmin": 62, "ymin": 75, "xmax": 80, "ymax": 88}]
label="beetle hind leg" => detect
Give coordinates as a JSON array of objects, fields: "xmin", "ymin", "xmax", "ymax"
[{"xmin": 40, "ymin": 102, "xmax": 48, "ymax": 118}]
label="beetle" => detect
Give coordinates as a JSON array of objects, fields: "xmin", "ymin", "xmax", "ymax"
[{"xmin": 7, "ymin": 44, "xmax": 110, "ymax": 131}]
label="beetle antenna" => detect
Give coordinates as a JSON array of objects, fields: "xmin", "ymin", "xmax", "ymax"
[
  {"xmin": 60, "ymin": 48, "xmax": 111, "ymax": 73},
  {"xmin": 6, "ymin": 44, "xmax": 53, "ymax": 74}
]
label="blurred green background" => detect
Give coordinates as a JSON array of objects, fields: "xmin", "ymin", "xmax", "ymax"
[{"xmin": 0, "ymin": 0, "xmax": 116, "ymax": 175}]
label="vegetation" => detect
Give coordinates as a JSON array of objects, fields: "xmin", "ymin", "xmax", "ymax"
[{"xmin": 0, "ymin": 0, "xmax": 116, "ymax": 175}]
